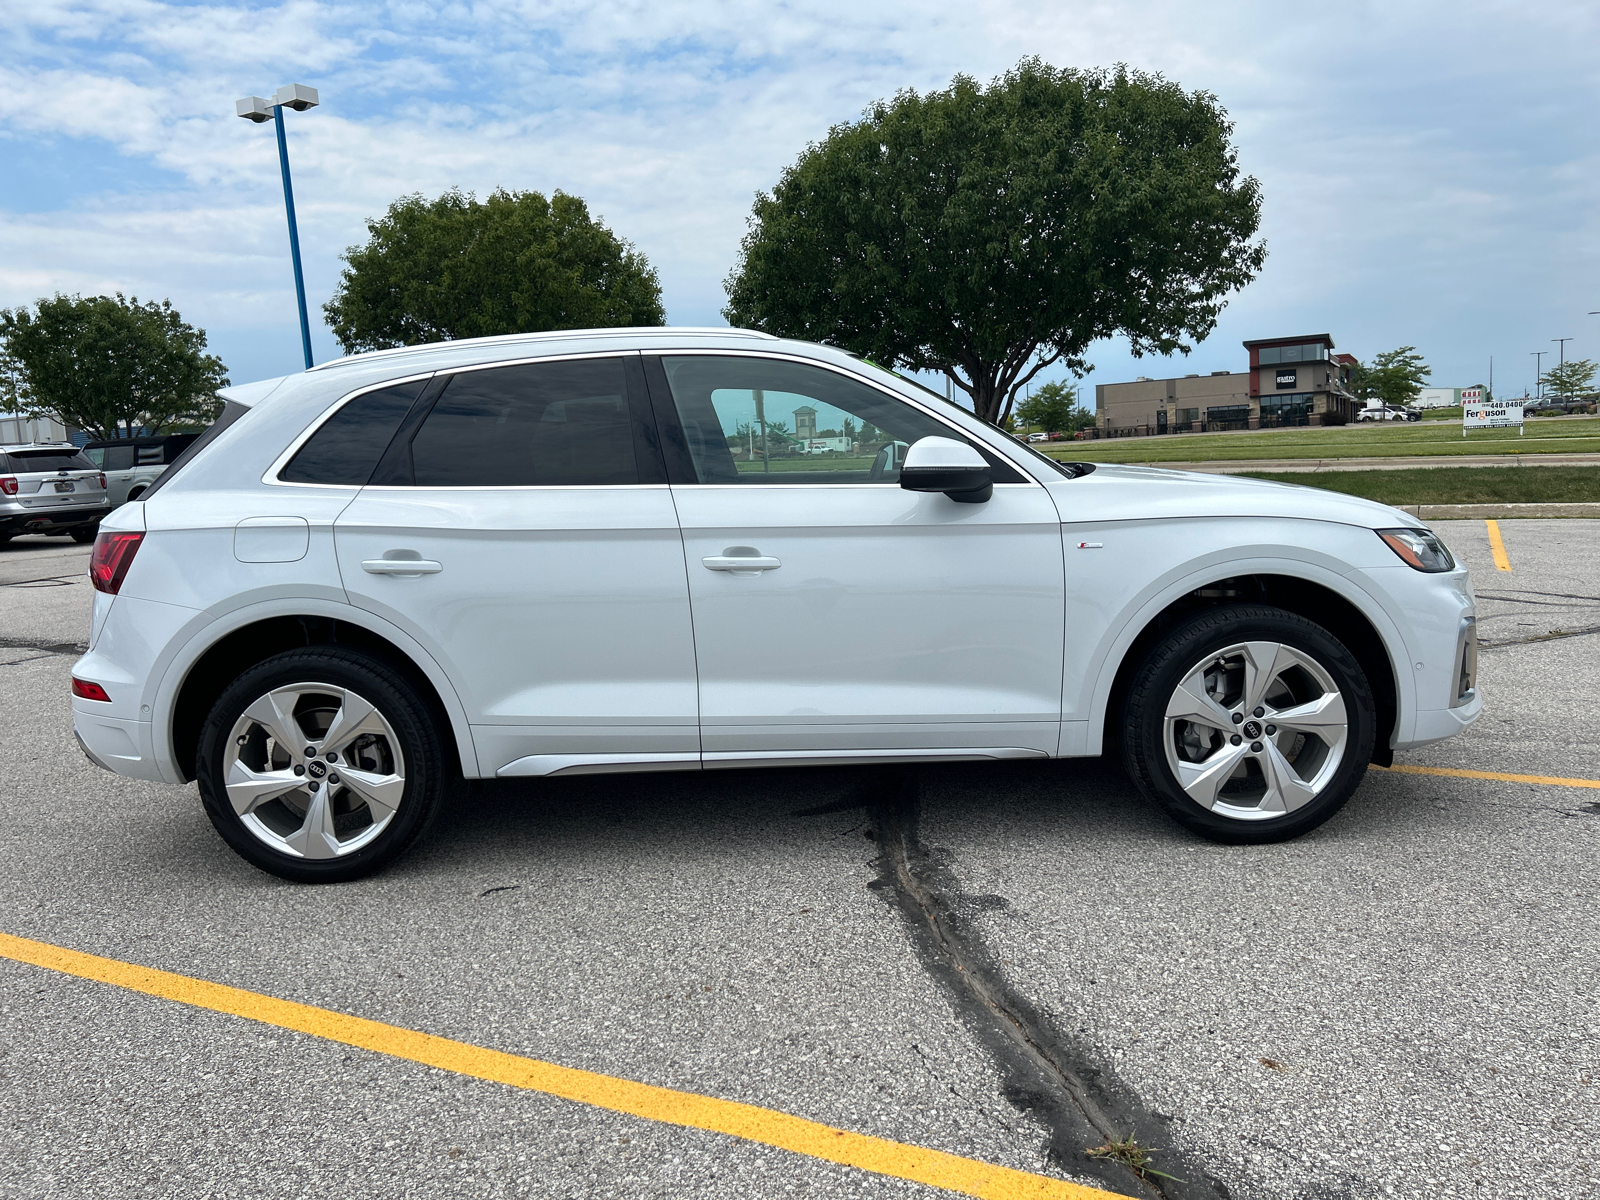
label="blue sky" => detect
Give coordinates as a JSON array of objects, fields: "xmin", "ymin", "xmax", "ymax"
[{"xmin": 3, "ymin": 0, "xmax": 1598, "ymax": 403}]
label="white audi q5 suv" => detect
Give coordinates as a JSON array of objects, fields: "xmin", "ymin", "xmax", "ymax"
[{"xmin": 71, "ymin": 328, "xmax": 1480, "ymax": 881}]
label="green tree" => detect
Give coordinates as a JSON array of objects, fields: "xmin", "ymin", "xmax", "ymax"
[
  {"xmin": 325, "ymin": 188, "xmax": 666, "ymax": 353},
  {"xmin": 1543, "ymin": 358, "xmax": 1596, "ymax": 398},
  {"xmin": 1359, "ymin": 347, "xmax": 1431, "ymax": 407},
  {"xmin": 1014, "ymin": 380, "xmax": 1092, "ymax": 434},
  {"xmin": 724, "ymin": 58, "xmax": 1265, "ymax": 427},
  {"xmin": 0, "ymin": 294, "xmax": 228, "ymax": 440}
]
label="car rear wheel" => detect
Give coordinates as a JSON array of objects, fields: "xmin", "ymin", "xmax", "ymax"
[
  {"xmin": 70, "ymin": 524, "xmax": 99, "ymax": 544},
  {"xmin": 1121, "ymin": 604, "xmax": 1376, "ymax": 843},
  {"xmin": 196, "ymin": 648, "xmax": 449, "ymax": 882}
]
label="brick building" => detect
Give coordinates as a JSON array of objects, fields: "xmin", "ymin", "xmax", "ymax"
[{"xmin": 1095, "ymin": 334, "xmax": 1360, "ymax": 434}]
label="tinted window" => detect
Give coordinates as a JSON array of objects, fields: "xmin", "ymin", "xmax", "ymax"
[
  {"xmin": 136, "ymin": 444, "xmax": 164, "ymax": 465},
  {"xmin": 104, "ymin": 445, "xmax": 136, "ymax": 470},
  {"xmin": 161, "ymin": 435, "xmax": 199, "ymax": 462},
  {"xmin": 660, "ymin": 355, "xmax": 1022, "ymax": 486},
  {"xmin": 280, "ymin": 381, "xmax": 425, "ymax": 485},
  {"xmin": 409, "ymin": 358, "xmax": 638, "ymax": 487},
  {"xmin": 7, "ymin": 449, "xmax": 94, "ymax": 472}
]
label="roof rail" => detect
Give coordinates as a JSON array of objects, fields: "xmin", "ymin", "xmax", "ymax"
[{"xmin": 308, "ymin": 326, "xmax": 778, "ymax": 372}]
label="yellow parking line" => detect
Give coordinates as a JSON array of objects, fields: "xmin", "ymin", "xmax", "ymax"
[
  {"xmin": 1371, "ymin": 763, "xmax": 1600, "ymax": 790},
  {"xmin": 0, "ymin": 931, "xmax": 1114, "ymax": 1200},
  {"xmin": 1485, "ymin": 519, "xmax": 1512, "ymax": 571}
]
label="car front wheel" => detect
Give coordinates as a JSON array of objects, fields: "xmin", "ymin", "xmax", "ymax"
[
  {"xmin": 196, "ymin": 648, "xmax": 449, "ymax": 882},
  {"xmin": 1121, "ymin": 605, "xmax": 1376, "ymax": 843}
]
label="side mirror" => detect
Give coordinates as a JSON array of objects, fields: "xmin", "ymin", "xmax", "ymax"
[{"xmin": 899, "ymin": 436, "xmax": 992, "ymax": 504}]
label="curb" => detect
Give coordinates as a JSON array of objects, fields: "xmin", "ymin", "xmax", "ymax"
[{"xmin": 1401, "ymin": 503, "xmax": 1600, "ymax": 519}]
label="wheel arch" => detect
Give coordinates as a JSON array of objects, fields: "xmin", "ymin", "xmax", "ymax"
[
  {"xmin": 161, "ymin": 603, "xmax": 479, "ymax": 783},
  {"xmin": 1094, "ymin": 570, "xmax": 1402, "ymax": 767}
]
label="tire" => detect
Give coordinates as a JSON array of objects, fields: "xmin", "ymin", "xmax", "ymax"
[
  {"xmin": 196, "ymin": 648, "xmax": 449, "ymax": 882},
  {"xmin": 70, "ymin": 524, "xmax": 99, "ymax": 544},
  {"xmin": 1120, "ymin": 604, "xmax": 1376, "ymax": 844}
]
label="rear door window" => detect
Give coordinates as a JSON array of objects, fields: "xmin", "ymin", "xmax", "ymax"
[
  {"xmin": 104, "ymin": 445, "xmax": 136, "ymax": 470},
  {"xmin": 280, "ymin": 380, "xmax": 427, "ymax": 486},
  {"xmin": 408, "ymin": 357, "xmax": 642, "ymax": 487}
]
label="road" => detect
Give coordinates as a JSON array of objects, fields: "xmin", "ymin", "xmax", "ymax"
[{"xmin": 2, "ymin": 522, "xmax": 1597, "ymax": 1199}]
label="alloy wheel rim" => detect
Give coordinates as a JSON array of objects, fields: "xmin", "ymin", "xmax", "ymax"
[
  {"xmin": 1162, "ymin": 640, "xmax": 1349, "ymax": 821},
  {"xmin": 223, "ymin": 682, "xmax": 406, "ymax": 859}
]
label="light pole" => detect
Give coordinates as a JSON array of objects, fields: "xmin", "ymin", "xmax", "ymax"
[
  {"xmin": 236, "ymin": 84, "xmax": 320, "ymax": 370},
  {"xmin": 1530, "ymin": 351, "xmax": 1545, "ymax": 400},
  {"xmin": 1553, "ymin": 337, "xmax": 1573, "ymax": 398}
]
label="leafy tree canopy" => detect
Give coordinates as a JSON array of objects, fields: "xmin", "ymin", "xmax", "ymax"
[
  {"xmin": 724, "ymin": 58, "xmax": 1265, "ymax": 426},
  {"xmin": 1543, "ymin": 358, "xmax": 1596, "ymax": 398},
  {"xmin": 1357, "ymin": 347, "xmax": 1430, "ymax": 407},
  {"xmin": 0, "ymin": 294, "xmax": 228, "ymax": 440},
  {"xmin": 324, "ymin": 188, "xmax": 666, "ymax": 354},
  {"xmin": 1014, "ymin": 380, "xmax": 1093, "ymax": 434}
]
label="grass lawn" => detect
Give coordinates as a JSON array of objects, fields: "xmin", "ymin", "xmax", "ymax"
[
  {"xmin": 1240, "ymin": 465, "xmax": 1600, "ymax": 506},
  {"xmin": 1044, "ymin": 414, "xmax": 1600, "ymax": 463}
]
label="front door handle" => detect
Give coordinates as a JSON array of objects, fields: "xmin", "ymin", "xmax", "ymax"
[
  {"xmin": 362, "ymin": 555, "xmax": 442, "ymax": 576},
  {"xmin": 703, "ymin": 546, "xmax": 781, "ymax": 576}
]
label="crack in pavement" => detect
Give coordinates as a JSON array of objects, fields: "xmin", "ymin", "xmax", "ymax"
[
  {"xmin": 0, "ymin": 572, "xmax": 88, "ymax": 589},
  {"xmin": 864, "ymin": 768, "xmax": 1230, "ymax": 1200},
  {"xmin": 0, "ymin": 637, "xmax": 86, "ymax": 657},
  {"xmin": 1479, "ymin": 621, "xmax": 1600, "ymax": 649}
]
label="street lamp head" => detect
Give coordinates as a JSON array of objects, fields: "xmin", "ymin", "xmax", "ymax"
[
  {"xmin": 272, "ymin": 84, "xmax": 319, "ymax": 112},
  {"xmin": 235, "ymin": 96, "xmax": 275, "ymax": 123}
]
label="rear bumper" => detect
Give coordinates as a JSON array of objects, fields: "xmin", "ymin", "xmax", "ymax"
[
  {"xmin": 0, "ymin": 500, "xmax": 109, "ymax": 533},
  {"xmin": 71, "ymin": 706, "xmax": 174, "ymax": 784}
]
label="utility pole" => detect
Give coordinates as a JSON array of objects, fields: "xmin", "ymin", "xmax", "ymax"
[{"xmin": 1531, "ymin": 351, "xmax": 1546, "ymax": 399}]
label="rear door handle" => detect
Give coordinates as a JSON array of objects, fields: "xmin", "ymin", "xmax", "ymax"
[
  {"xmin": 362, "ymin": 557, "xmax": 442, "ymax": 576},
  {"xmin": 702, "ymin": 547, "xmax": 781, "ymax": 575}
]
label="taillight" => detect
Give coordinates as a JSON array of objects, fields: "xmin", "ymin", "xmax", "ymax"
[
  {"xmin": 99, "ymin": 472, "xmax": 107, "ymax": 489},
  {"xmin": 0, "ymin": 476, "xmax": 16, "ymax": 496},
  {"xmin": 72, "ymin": 678, "xmax": 112, "ymax": 702},
  {"xmin": 90, "ymin": 531, "xmax": 144, "ymax": 594}
]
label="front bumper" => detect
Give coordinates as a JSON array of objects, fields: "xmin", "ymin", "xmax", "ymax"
[{"xmin": 1, "ymin": 500, "xmax": 109, "ymax": 533}]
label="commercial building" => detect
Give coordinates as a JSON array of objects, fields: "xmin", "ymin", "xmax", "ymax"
[
  {"xmin": 1415, "ymin": 386, "xmax": 1485, "ymax": 410},
  {"xmin": 1095, "ymin": 333, "xmax": 1360, "ymax": 434}
]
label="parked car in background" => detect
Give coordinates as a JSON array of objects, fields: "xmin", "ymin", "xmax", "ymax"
[
  {"xmin": 70, "ymin": 328, "xmax": 1480, "ymax": 883},
  {"xmin": 0, "ymin": 443, "xmax": 109, "ymax": 545},
  {"xmin": 1522, "ymin": 398, "xmax": 1597, "ymax": 416},
  {"xmin": 82, "ymin": 435, "xmax": 201, "ymax": 507},
  {"xmin": 1356, "ymin": 404, "xmax": 1420, "ymax": 422}
]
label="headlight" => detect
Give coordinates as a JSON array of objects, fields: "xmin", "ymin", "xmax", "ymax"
[{"xmin": 1376, "ymin": 527, "xmax": 1456, "ymax": 572}]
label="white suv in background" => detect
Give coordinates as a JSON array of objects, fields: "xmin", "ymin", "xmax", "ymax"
[{"xmin": 71, "ymin": 329, "xmax": 1480, "ymax": 882}]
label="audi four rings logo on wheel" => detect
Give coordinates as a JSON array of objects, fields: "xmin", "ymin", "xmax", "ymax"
[{"xmin": 68, "ymin": 328, "xmax": 1481, "ymax": 882}]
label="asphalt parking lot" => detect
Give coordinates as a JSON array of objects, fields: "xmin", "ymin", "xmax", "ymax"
[{"xmin": 2, "ymin": 520, "xmax": 1597, "ymax": 1200}]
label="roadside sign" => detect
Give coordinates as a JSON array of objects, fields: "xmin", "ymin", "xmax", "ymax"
[{"xmin": 1463, "ymin": 399, "xmax": 1524, "ymax": 437}]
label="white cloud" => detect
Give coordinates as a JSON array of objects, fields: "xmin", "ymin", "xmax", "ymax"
[{"xmin": 2, "ymin": 0, "xmax": 1598, "ymax": 388}]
